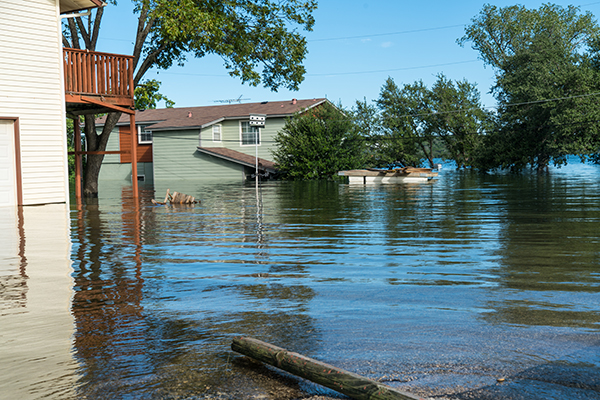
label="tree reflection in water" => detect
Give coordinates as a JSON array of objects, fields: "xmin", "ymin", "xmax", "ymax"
[{"xmin": 67, "ymin": 171, "xmax": 600, "ymax": 399}]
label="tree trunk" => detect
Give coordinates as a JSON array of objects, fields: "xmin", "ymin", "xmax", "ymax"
[
  {"xmin": 83, "ymin": 154, "xmax": 103, "ymax": 198},
  {"xmin": 82, "ymin": 112, "xmax": 122, "ymax": 198},
  {"xmin": 536, "ymin": 153, "xmax": 550, "ymax": 173}
]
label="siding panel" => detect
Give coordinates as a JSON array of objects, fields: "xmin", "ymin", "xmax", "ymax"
[
  {"xmin": 119, "ymin": 125, "xmax": 153, "ymax": 163},
  {"xmin": 0, "ymin": 0, "xmax": 69, "ymax": 205},
  {"xmin": 153, "ymin": 130, "xmax": 245, "ymax": 181}
]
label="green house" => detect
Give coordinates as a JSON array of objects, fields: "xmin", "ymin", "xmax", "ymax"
[{"xmin": 96, "ymin": 98, "xmax": 328, "ymax": 184}]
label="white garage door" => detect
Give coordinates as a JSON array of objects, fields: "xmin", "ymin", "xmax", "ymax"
[{"xmin": 0, "ymin": 120, "xmax": 17, "ymax": 207}]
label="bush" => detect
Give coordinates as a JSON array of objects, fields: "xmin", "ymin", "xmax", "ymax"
[{"xmin": 272, "ymin": 103, "xmax": 367, "ymax": 180}]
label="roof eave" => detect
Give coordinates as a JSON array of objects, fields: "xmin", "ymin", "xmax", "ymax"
[
  {"xmin": 197, "ymin": 147, "xmax": 278, "ymax": 173},
  {"xmin": 60, "ymin": 0, "xmax": 104, "ymax": 14}
]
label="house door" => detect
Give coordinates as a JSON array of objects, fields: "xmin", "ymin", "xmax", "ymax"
[{"xmin": 0, "ymin": 120, "xmax": 17, "ymax": 207}]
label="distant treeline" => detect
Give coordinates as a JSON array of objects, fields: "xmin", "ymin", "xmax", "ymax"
[{"xmin": 274, "ymin": 3, "xmax": 600, "ymax": 179}]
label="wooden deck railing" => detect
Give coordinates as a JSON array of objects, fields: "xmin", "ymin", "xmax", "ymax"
[{"xmin": 64, "ymin": 48, "xmax": 134, "ymax": 107}]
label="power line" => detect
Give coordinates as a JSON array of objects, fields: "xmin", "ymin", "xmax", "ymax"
[
  {"xmin": 384, "ymin": 91, "xmax": 600, "ymax": 120},
  {"xmin": 307, "ymin": 60, "xmax": 479, "ymax": 77},
  {"xmin": 155, "ymin": 59, "xmax": 480, "ymax": 79},
  {"xmin": 309, "ymin": 24, "xmax": 465, "ymax": 42}
]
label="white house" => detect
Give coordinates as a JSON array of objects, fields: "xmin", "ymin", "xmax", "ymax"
[{"xmin": 0, "ymin": 0, "xmax": 136, "ymax": 207}]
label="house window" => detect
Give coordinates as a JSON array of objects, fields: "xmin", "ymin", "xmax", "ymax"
[
  {"xmin": 213, "ymin": 125, "xmax": 221, "ymax": 142},
  {"xmin": 241, "ymin": 121, "xmax": 260, "ymax": 146},
  {"xmin": 138, "ymin": 125, "xmax": 152, "ymax": 144}
]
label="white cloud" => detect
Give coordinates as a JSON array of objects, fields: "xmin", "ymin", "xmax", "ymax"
[{"xmin": 381, "ymin": 41, "xmax": 393, "ymax": 48}]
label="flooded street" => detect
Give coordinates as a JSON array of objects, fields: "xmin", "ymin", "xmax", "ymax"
[{"xmin": 1, "ymin": 163, "xmax": 599, "ymax": 399}]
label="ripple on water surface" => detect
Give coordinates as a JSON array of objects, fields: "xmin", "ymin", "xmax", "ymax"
[{"xmin": 3, "ymin": 167, "xmax": 598, "ymax": 399}]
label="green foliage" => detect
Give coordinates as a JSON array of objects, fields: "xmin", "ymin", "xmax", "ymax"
[
  {"xmin": 61, "ymin": 0, "xmax": 318, "ymax": 195},
  {"xmin": 66, "ymin": 119, "xmax": 75, "ymax": 182},
  {"xmin": 353, "ymin": 76, "xmax": 486, "ymax": 169},
  {"xmin": 461, "ymin": 3, "xmax": 600, "ymax": 172},
  {"xmin": 458, "ymin": 3, "xmax": 598, "ymax": 70},
  {"xmin": 66, "ymin": 118, "xmax": 86, "ymax": 183},
  {"xmin": 135, "ymin": 79, "xmax": 175, "ymax": 110},
  {"xmin": 140, "ymin": 0, "xmax": 317, "ymax": 90},
  {"xmin": 350, "ymin": 98, "xmax": 386, "ymax": 167},
  {"xmin": 429, "ymin": 74, "xmax": 490, "ymax": 168},
  {"xmin": 375, "ymin": 78, "xmax": 431, "ymax": 167},
  {"xmin": 272, "ymin": 103, "xmax": 367, "ymax": 180}
]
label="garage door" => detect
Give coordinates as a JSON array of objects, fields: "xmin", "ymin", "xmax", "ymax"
[{"xmin": 0, "ymin": 120, "xmax": 17, "ymax": 207}]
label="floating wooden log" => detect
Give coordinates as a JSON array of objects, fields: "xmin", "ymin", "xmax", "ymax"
[
  {"xmin": 231, "ymin": 337, "xmax": 424, "ymax": 400},
  {"xmin": 152, "ymin": 188, "xmax": 198, "ymax": 205}
]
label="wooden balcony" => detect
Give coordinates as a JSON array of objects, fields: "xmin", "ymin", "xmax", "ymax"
[{"xmin": 64, "ymin": 48, "xmax": 135, "ymax": 114}]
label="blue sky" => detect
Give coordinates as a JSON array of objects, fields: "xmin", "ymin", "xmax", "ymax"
[{"xmin": 95, "ymin": 0, "xmax": 600, "ymax": 110}]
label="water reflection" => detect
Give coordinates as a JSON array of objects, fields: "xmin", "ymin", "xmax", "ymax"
[
  {"xmin": 0, "ymin": 207, "xmax": 27, "ymax": 312},
  {"xmin": 71, "ymin": 188, "xmax": 148, "ymax": 397},
  {"xmin": 2, "ymin": 165, "xmax": 599, "ymax": 399},
  {"xmin": 0, "ymin": 204, "xmax": 77, "ymax": 399},
  {"xmin": 70, "ymin": 182, "xmax": 322, "ymax": 398},
  {"xmin": 484, "ymin": 172, "xmax": 600, "ymax": 329}
]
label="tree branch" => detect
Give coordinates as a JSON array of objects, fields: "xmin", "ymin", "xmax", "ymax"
[
  {"xmin": 133, "ymin": 3, "xmax": 156, "ymax": 72},
  {"xmin": 90, "ymin": 7, "xmax": 104, "ymax": 50},
  {"xmin": 134, "ymin": 43, "xmax": 167, "ymax": 85},
  {"xmin": 75, "ymin": 16, "xmax": 92, "ymax": 49},
  {"xmin": 67, "ymin": 18, "xmax": 81, "ymax": 49}
]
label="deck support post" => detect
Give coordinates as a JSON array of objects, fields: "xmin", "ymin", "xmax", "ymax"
[
  {"xmin": 129, "ymin": 113, "xmax": 138, "ymax": 198},
  {"xmin": 73, "ymin": 117, "xmax": 82, "ymax": 200}
]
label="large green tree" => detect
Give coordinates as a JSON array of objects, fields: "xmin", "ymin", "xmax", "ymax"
[
  {"xmin": 428, "ymin": 74, "xmax": 489, "ymax": 169},
  {"xmin": 368, "ymin": 76, "xmax": 485, "ymax": 169},
  {"xmin": 272, "ymin": 103, "xmax": 367, "ymax": 180},
  {"xmin": 459, "ymin": 3, "xmax": 600, "ymax": 172},
  {"xmin": 63, "ymin": 0, "xmax": 317, "ymax": 197},
  {"xmin": 376, "ymin": 78, "xmax": 434, "ymax": 167}
]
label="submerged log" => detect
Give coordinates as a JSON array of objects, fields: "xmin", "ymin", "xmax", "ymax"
[{"xmin": 231, "ymin": 337, "xmax": 424, "ymax": 400}]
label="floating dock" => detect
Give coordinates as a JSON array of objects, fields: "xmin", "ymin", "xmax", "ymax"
[{"xmin": 338, "ymin": 167, "xmax": 438, "ymax": 184}]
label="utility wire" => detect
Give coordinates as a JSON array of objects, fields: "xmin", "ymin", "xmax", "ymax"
[
  {"xmin": 377, "ymin": 90, "xmax": 600, "ymax": 120},
  {"xmin": 309, "ymin": 25, "xmax": 465, "ymax": 42},
  {"xmin": 307, "ymin": 60, "xmax": 479, "ymax": 77}
]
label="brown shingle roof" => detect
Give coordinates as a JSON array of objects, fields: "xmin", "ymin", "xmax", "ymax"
[
  {"xmin": 197, "ymin": 147, "xmax": 277, "ymax": 173},
  {"xmin": 97, "ymin": 98, "xmax": 327, "ymax": 130}
]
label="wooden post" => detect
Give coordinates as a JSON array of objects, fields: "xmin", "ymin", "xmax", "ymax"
[
  {"xmin": 73, "ymin": 117, "xmax": 82, "ymax": 200},
  {"xmin": 129, "ymin": 113, "xmax": 138, "ymax": 198},
  {"xmin": 231, "ymin": 337, "xmax": 424, "ymax": 400}
]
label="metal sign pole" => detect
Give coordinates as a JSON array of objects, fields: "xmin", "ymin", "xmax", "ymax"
[{"xmin": 249, "ymin": 114, "xmax": 266, "ymax": 186}]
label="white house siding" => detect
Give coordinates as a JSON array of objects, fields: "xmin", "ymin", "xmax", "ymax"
[
  {"xmin": 0, "ymin": 0, "xmax": 69, "ymax": 205},
  {"xmin": 0, "ymin": 120, "xmax": 17, "ymax": 206}
]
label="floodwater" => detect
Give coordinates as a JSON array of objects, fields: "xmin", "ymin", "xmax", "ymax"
[{"xmin": 1, "ymin": 163, "xmax": 600, "ymax": 400}]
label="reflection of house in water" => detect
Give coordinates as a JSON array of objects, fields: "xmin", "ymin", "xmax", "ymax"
[
  {"xmin": 0, "ymin": 208, "xmax": 26, "ymax": 311},
  {"xmin": 0, "ymin": 205, "xmax": 77, "ymax": 398},
  {"xmin": 67, "ymin": 183, "xmax": 323, "ymax": 397},
  {"xmin": 70, "ymin": 186, "xmax": 148, "ymax": 396}
]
